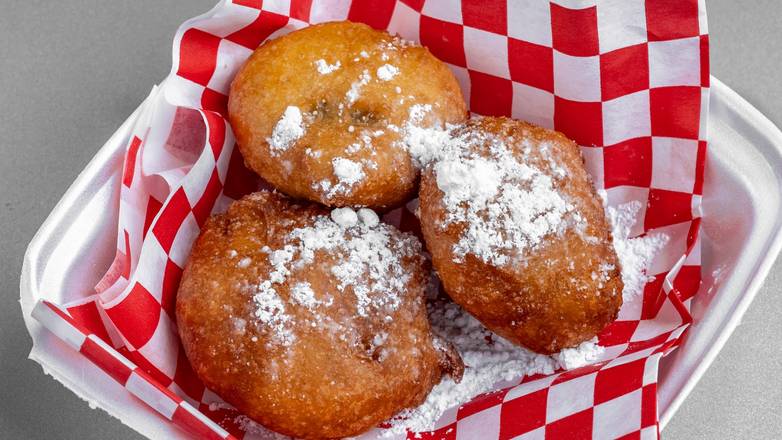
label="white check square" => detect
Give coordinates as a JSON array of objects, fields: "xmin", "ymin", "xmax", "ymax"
[
  {"xmin": 554, "ymin": 51, "xmax": 601, "ymax": 102},
  {"xmin": 512, "ymin": 82, "xmax": 554, "ymax": 128},
  {"xmin": 546, "ymin": 373, "xmax": 597, "ymax": 423},
  {"xmin": 597, "ymin": 0, "xmax": 647, "ymax": 53},
  {"xmin": 593, "ymin": 389, "xmax": 642, "ymax": 439},
  {"xmin": 422, "ymin": 0, "xmax": 462, "ymax": 24},
  {"xmin": 649, "ymin": 37, "xmax": 701, "ymax": 88},
  {"xmin": 507, "ymin": 0, "xmax": 552, "ymax": 46},
  {"xmin": 464, "ymin": 27, "xmax": 510, "ymax": 78},
  {"xmin": 651, "ymin": 136, "xmax": 698, "ymax": 193},
  {"xmin": 603, "ymin": 90, "xmax": 651, "ymax": 145}
]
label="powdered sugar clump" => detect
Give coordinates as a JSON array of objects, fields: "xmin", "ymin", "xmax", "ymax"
[
  {"xmin": 376, "ymin": 64, "xmax": 399, "ymax": 81},
  {"xmin": 251, "ymin": 207, "xmax": 422, "ymax": 345},
  {"xmin": 314, "ymin": 58, "xmax": 340, "ymax": 74},
  {"xmin": 402, "ymin": 104, "xmax": 453, "ymax": 168},
  {"xmin": 323, "ymin": 157, "xmax": 365, "ymax": 197},
  {"xmin": 606, "ymin": 200, "xmax": 669, "ymax": 301},
  {"xmin": 431, "ymin": 126, "xmax": 577, "ymax": 266},
  {"xmin": 553, "ymin": 338, "xmax": 606, "ymax": 369},
  {"xmin": 253, "ymin": 278, "xmax": 295, "ymax": 346},
  {"xmin": 330, "ymin": 206, "xmax": 359, "ymax": 227},
  {"xmin": 290, "ymin": 282, "xmax": 318, "ymax": 309},
  {"xmin": 332, "ymin": 157, "xmax": 365, "ymax": 186},
  {"xmin": 357, "ymin": 208, "xmax": 380, "ymax": 227},
  {"xmin": 267, "ymin": 106, "xmax": 304, "ymax": 155}
]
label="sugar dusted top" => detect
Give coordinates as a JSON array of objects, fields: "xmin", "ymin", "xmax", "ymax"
[
  {"xmin": 247, "ymin": 203, "xmax": 424, "ymax": 349},
  {"xmin": 229, "ymin": 20, "xmax": 467, "ymax": 208},
  {"xmin": 408, "ymin": 118, "xmax": 585, "ymax": 267}
]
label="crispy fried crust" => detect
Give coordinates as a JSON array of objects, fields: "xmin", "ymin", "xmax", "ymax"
[
  {"xmin": 418, "ymin": 118, "xmax": 623, "ymax": 354},
  {"xmin": 228, "ymin": 21, "xmax": 467, "ymax": 209},
  {"xmin": 176, "ymin": 192, "xmax": 455, "ymax": 439}
]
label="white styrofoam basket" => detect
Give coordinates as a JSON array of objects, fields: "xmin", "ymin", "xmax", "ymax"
[{"xmin": 19, "ymin": 77, "xmax": 782, "ymax": 438}]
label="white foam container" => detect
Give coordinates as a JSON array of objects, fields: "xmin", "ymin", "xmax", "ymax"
[{"xmin": 19, "ymin": 77, "xmax": 782, "ymax": 438}]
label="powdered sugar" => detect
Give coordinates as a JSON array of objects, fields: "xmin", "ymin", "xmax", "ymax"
[
  {"xmin": 290, "ymin": 282, "xmax": 318, "ymax": 309},
  {"xmin": 401, "ymin": 104, "xmax": 454, "ymax": 168},
  {"xmin": 553, "ymin": 338, "xmax": 606, "ymax": 369},
  {"xmin": 376, "ymin": 64, "xmax": 399, "ymax": 81},
  {"xmin": 251, "ymin": 207, "xmax": 422, "ymax": 344},
  {"xmin": 267, "ymin": 106, "xmax": 304, "ymax": 155},
  {"xmin": 428, "ymin": 125, "xmax": 576, "ymax": 266},
  {"xmin": 314, "ymin": 58, "xmax": 340, "ymax": 74},
  {"xmin": 383, "ymin": 297, "xmax": 602, "ymax": 435},
  {"xmin": 606, "ymin": 200, "xmax": 670, "ymax": 301},
  {"xmin": 329, "ymin": 157, "xmax": 366, "ymax": 195},
  {"xmin": 382, "ymin": 194, "xmax": 665, "ymax": 435},
  {"xmin": 357, "ymin": 208, "xmax": 380, "ymax": 227},
  {"xmin": 330, "ymin": 206, "xmax": 359, "ymax": 227},
  {"xmin": 253, "ymin": 279, "xmax": 295, "ymax": 346},
  {"xmin": 346, "ymin": 69, "xmax": 371, "ymax": 105}
]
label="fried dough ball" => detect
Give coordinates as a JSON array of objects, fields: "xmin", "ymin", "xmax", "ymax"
[
  {"xmin": 418, "ymin": 117, "xmax": 623, "ymax": 355},
  {"xmin": 228, "ymin": 21, "xmax": 467, "ymax": 209},
  {"xmin": 176, "ymin": 191, "xmax": 462, "ymax": 439}
]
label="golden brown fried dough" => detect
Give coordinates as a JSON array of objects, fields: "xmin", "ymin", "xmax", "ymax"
[
  {"xmin": 176, "ymin": 191, "xmax": 461, "ymax": 439},
  {"xmin": 228, "ymin": 21, "xmax": 467, "ymax": 209},
  {"xmin": 418, "ymin": 117, "xmax": 623, "ymax": 354}
]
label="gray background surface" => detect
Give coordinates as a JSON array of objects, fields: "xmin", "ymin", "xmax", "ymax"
[{"xmin": 1, "ymin": 1, "xmax": 780, "ymax": 438}]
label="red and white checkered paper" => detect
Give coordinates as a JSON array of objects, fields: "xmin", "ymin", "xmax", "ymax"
[{"xmin": 32, "ymin": 0, "xmax": 709, "ymax": 438}]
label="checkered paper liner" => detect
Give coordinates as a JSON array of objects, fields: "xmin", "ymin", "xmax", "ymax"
[{"xmin": 31, "ymin": 0, "xmax": 708, "ymax": 438}]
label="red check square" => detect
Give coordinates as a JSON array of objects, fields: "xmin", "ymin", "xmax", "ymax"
[
  {"xmin": 650, "ymin": 86, "xmax": 701, "ymax": 139},
  {"xmin": 603, "ymin": 137, "xmax": 653, "ymax": 188},
  {"xmin": 640, "ymin": 273, "xmax": 667, "ymax": 320},
  {"xmin": 645, "ymin": 188, "xmax": 693, "ymax": 229},
  {"xmin": 551, "ymin": 4, "xmax": 599, "ymax": 56},
  {"xmin": 470, "ymin": 70, "xmax": 513, "ymax": 117},
  {"xmin": 152, "ymin": 188, "xmax": 192, "ymax": 253},
  {"xmin": 554, "ymin": 98, "xmax": 602, "ymax": 146},
  {"xmin": 177, "ymin": 29, "xmax": 222, "ymax": 87},
  {"xmin": 289, "ymin": 0, "xmax": 314, "ymax": 22},
  {"xmin": 160, "ymin": 258, "xmax": 183, "ymax": 320},
  {"xmin": 458, "ymin": 388, "xmax": 509, "ymax": 419},
  {"xmin": 499, "ymin": 388, "xmax": 547, "ymax": 439},
  {"xmin": 226, "ymin": 10, "xmax": 290, "ymax": 50},
  {"xmin": 462, "ymin": 0, "xmax": 507, "ymax": 35},
  {"xmin": 348, "ymin": 0, "xmax": 396, "ymax": 29},
  {"xmin": 673, "ymin": 265, "xmax": 701, "ymax": 302},
  {"xmin": 594, "ymin": 359, "xmax": 645, "ymax": 405},
  {"xmin": 645, "ymin": 0, "xmax": 700, "ymax": 41},
  {"xmin": 599, "ymin": 320, "xmax": 639, "ymax": 346},
  {"xmin": 105, "ymin": 283, "xmax": 161, "ymax": 350},
  {"xmin": 173, "ymin": 343, "xmax": 205, "ymax": 401},
  {"xmin": 600, "ymin": 43, "xmax": 649, "ymax": 101},
  {"xmin": 545, "ymin": 408, "xmax": 593, "ymax": 439},
  {"xmin": 508, "ymin": 38, "xmax": 554, "ymax": 92},
  {"xmin": 200, "ymin": 88, "xmax": 228, "ymax": 115},
  {"xmin": 420, "ymin": 15, "xmax": 467, "ymax": 67}
]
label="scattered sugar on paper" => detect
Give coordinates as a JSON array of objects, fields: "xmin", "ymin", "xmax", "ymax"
[
  {"xmin": 267, "ymin": 106, "xmax": 304, "ymax": 155},
  {"xmin": 382, "ymin": 297, "xmax": 603, "ymax": 436},
  {"xmin": 314, "ymin": 58, "xmax": 340, "ymax": 74},
  {"xmin": 605, "ymin": 199, "xmax": 669, "ymax": 301}
]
